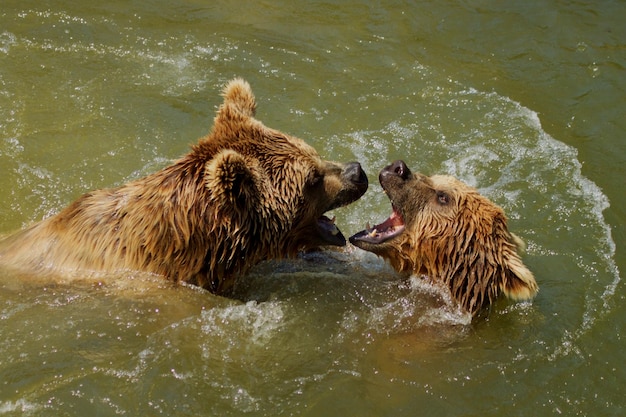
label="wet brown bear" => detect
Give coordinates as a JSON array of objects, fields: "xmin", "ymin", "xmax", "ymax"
[
  {"xmin": 350, "ymin": 160, "xmax": 537, "ymax": 317},
  {"xmin": 0, "ymin": 78, "xmax": 368, "ymax": 294}
]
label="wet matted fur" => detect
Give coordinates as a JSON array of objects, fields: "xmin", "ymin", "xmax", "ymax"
[
  {"xmin": 351, "ymin": 160, "xmax": 537, "ymax": 317},
  {"xmin": 0, "ymin": 78, "xmax": 368, "ymax": 294}
]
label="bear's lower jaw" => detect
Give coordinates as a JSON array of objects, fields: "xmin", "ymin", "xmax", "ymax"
[
  {"xmin": 316, "ymin": 215, "xmax": 347, "ymax": 246},
  {"xmin": 349, "ymin": 208, "xmax": 405, "ymax": 246}
]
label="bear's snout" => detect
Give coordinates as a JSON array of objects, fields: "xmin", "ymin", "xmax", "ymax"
[
  {"xmin": 325, "ymin": 162, "xmax": 368, "ymax": 213},
  {"xmin": 342, "ymin": 162, "xmax": 368, "ymax": 192},
  {"xmin": 379, "ymin": 160, "xmax": 411, "ymax": 186}
]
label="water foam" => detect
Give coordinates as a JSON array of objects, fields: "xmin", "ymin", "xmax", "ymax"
[
  {"xmin": 0, "ymin": 32, "xmax": 17, "ymax": 54},
  {"xmin": 331, "ymin": 78, "xmax": 619, "ymax": 357},
  {"xmin": 0, "ymin": 399, "xmax": 40, "ymax": 415},
  {"xmin": 364, "ymin": 83, "xmax": 619, "ymax": 356},
  {"xmin": 200, "ymin": 300, "xmax": 286, "ymax": 348}
]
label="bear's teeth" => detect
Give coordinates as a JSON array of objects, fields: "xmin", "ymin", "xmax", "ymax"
[
  {"xmin": 366, "ymin": 222, "xmax": 371, "ymax": 230},
  {"xmin": 369, "ymin": 228, "xmax": 378, "ymax": 238}
]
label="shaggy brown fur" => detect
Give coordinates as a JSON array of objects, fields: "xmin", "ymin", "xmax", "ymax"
[
  {"xmin": 0, "ymin": 78, "xmax": 368, "ymax": 294},
  {"xmin": 350, "ymin": 160, "xmax": 537, "ymax": 317}
]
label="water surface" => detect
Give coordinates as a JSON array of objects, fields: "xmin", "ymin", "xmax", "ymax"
[{"xmin": 1, "ymin": 1, "xmax": 624, "ymax": 416}]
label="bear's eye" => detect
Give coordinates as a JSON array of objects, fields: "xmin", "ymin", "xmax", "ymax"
[
  {"xmin": 308, "ymin": 172, "xmax": 323, "ymax": 186},
  {"xmin": 436, "ymin": 191, "xmax": 450, "ymax": 205}
]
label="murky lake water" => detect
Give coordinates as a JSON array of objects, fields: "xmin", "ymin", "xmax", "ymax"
[{"xmin": 1, "ymin": 1, "xmax": 624, "ymax": 416}]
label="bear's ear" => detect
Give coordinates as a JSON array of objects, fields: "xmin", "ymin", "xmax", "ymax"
[
  {"xmin": 217, "ymin": 78, "xmax": 257, "ymax": 120},
  {"xmin": 205, "ymin": 149, "xmax": 260, "ymax": 206},
  {"xmin": 500, "ymin": 233, "xmax": 538, "ymax": 301},
  {"xmin": 509, "ymin": 232, "xmax": 527, "ymax": 254}
]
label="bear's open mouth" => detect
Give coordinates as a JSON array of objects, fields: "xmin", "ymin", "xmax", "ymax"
[
  {"xmin": 316, "ymin": 215, "xmax": 347, "ymax": 246},
  {"xmin": 349, "ymin": 206, "xmax": 405, "ymax": 245}
]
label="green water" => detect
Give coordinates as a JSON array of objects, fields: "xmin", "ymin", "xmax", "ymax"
[{"xmin": 1, "ymin": 1, "xmax": 624, "ymax": 416}]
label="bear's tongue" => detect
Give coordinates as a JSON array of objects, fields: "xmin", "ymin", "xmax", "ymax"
[
  {"xmin": 349, "ymin": 207, "xmax": 405, "ymax": 245},
  {"xmin": 317, "ymin": 215, "xmax": 346, "ymax": 246}
]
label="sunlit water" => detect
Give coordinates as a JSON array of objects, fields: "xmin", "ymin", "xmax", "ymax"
[{"xmin": 1, "ymin": 1, "xmax": 624, "ymax": 416}]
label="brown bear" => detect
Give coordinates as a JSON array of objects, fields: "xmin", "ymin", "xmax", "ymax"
[
  {"xmin": 0, "ymin": 78, "xmax": 368, "ymax": 295},
  {"xmin": 350, "ymin": 160, "xmax": 537, "ymax": 317}
]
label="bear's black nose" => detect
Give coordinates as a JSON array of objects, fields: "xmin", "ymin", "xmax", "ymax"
[
  {"xmin": 343, "ymin": 162, "xmax": 368, "ymax": 189},
  {"xmin": 382, "ymin": 160, "xmax": 411, "ymax": 181}
]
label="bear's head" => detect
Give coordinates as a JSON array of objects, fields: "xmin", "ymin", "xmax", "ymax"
[
  {"xmin": 350, "ymin": 160, "xmax": 537, "ymax": 316},
  {"xmin": 190, "ymin": 79, "xmax": 368, "ymax": 290}
]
